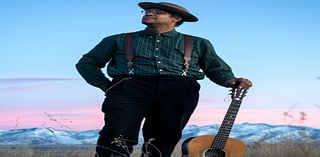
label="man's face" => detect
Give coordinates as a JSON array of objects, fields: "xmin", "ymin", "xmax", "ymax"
[{"xmin": 141, "ymin": 8, "xmax": 181, "ymax": 27}]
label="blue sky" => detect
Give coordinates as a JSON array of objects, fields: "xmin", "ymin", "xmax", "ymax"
[{"xmin": 1, "ymin": 0, "xmax": 320, "ymax": 130}]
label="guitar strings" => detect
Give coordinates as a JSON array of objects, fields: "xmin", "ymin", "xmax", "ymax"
[
  {"xmin": 208, "ymin": 100, "xmax": 241, "ymax": 157},
  {"xmin": 207, "ymin": 88, "xmax": 247, "ymax": 157}
]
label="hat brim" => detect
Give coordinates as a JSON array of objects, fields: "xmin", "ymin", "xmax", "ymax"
[{"xmin": 138, "ymin": 2, "xmax": 198, "ymax": 22}]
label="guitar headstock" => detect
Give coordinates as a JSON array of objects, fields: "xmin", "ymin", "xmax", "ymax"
[{"xmin": 230, "ymin": 88, "xmax": 248, "ymax": 101}]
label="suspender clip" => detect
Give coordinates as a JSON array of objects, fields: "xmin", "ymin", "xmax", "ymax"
[
  {"xmin": 128, "ymin": 69, "xmax": 134, "ymax": 75},
  {"xmin": 181, "ymin": 70, "xmax": 187, "ymax": 76}
]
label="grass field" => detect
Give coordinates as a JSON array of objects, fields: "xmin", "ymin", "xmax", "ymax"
[{"xmin": 0, "ymin": 143, "xmax": 319, "ymax": 157}]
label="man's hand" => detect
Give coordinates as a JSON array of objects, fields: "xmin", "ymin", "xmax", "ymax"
[{"xmin": 225, "ymin": 78, "xmax": 252, "ymax": 89}]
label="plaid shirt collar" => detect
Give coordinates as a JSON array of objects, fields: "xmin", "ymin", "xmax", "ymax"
[{"xmin": 141, "ymin": 28, "xmax": 178, "ymax": 37}]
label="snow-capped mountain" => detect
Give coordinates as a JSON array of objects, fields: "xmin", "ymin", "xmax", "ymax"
[
  {"xmin": 0, "ymin": 123, "xmax": 319, "ymax": 145},
  {"xmin": 182, "ymin": 123, "xmax": 320, "ymax": 143}
]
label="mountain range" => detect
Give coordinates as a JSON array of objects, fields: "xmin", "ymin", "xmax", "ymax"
[{"xmin": 1, "ymin": 123, "xmax": 319, "ymax": 145}]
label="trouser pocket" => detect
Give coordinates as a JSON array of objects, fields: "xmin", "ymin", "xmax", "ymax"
[{"xmin": 105, "ymin": 77, "xmax": 131, "ymax": 95}]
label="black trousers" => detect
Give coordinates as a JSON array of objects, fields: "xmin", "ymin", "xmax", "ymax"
[{"xmin": 96, "ymin": 76, "xmax": 200, "ymax": 157}]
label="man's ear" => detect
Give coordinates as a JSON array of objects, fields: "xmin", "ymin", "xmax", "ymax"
[{"xmin": 174, "ymin": 16, "xmax": 182, "ymax": 23}]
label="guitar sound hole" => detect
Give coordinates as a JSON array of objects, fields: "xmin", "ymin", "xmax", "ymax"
[{"xmin": 203, "ymin": 148, "xmax": 226, "ymax": 157}]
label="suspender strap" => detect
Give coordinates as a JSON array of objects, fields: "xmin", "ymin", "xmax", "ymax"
[
  {"xmin": 125, "ymin": 33, "xmax": 134, "ymax": 75},
  {"xmin": 182, "ymin": 35, "xmax": 192, "ymax": 76}
]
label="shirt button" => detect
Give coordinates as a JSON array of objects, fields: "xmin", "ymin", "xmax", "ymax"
[
  {"xmin": 156, "ymin": 40, "xmax": 160, "ymax": 42},
  {"xmin": 159, "ymin": 69, "xmax": 163, "ymax": 72},
  {"xmin": 157, "ymin": 61, "xmax": 161, "ymax": 64},
  {"xmin": 149, "ymin": 36, "xmax": 153, "ymax": 38},
  {"xmin": 155, "ymin": 55, "xmax": 158, "ymax": 58},
  {"xmin": 155, "ymin": 48, "xmax": 159, "ymax": 50}
]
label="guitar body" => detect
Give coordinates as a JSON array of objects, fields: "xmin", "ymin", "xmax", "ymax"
[
  {"xmin": 182, "ymin": 88, "xmax": 248, "ymax": 157},
  {"xmin": 181, "ymin": 135, "xmax": 246, "ymax": 157}
]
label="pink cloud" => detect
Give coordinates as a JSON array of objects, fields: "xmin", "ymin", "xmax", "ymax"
[
  {"xmin": 1, "ymin": 106, "xmax": 319, "ymax": 131},
  {"xmin": 0, "ymin": 77, "xmax": 78, "ymax": 83},
  {"xmin": 188, "ymin": 108, "xmax": 320, "ymax": 128},
  {"xmin": 0, "ymin": 106, "xmax": 104, "ymax": 131},
  {"xmin": 0, "ymin": 77, "xmax": 78, "ymax": 92}
]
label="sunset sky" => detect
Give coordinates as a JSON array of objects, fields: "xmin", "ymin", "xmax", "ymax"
[{"xmin": 1, "ymin": 0, "xmax": 320, "ymax": 131}]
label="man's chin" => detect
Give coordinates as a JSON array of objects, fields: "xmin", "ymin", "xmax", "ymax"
[{"xmin": 142, "ymin": 20, "xmax": 152, "ymax": 25}]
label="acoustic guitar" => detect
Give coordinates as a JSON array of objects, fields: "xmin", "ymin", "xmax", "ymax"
[{"xmin": 181, "ymin": 88, "xmax": 248, "ymax": 157}]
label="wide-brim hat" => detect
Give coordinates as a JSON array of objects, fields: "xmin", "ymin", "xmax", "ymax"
[{"xmin": 138, "ymin": 2, "xmax": 198, "ymax": 22}]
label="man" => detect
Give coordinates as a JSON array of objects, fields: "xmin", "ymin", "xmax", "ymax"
[{"xmin": 76, "ymin": 2, "xmax": 252, "ymax": 157}]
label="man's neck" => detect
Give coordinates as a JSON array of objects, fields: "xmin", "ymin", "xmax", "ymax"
[{"xmin": 146, "ymin": 25, "xmax": 175, "ymax": 33}]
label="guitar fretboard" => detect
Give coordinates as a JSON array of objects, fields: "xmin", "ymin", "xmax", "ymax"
[{"xmin": 211, "ymin": 99, "xmax": 242, "ymax": 149}]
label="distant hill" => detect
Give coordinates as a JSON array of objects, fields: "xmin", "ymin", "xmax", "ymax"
[{"xmin": 0, "ymin": 123, "xmax": 319, "ymax": 145}]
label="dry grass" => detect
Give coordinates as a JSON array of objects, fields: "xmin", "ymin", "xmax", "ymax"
[
  {"xmin": 1, "ymin": 143, "xmax": 320, "ymax": 157},
  {"xmin": 245, "ymin": 143, "xmax": 320, "ymax": 157},
  {"xmin": 0, "ymin": 145, "xmax": 94, "ymax": 157}
]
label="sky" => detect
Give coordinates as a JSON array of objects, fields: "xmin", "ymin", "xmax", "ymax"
[{"xmin": 0, "ymin": 0, "xmax": 320, "ymax": 131}]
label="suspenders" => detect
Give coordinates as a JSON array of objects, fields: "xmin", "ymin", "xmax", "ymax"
[
  {"xmin": 125, "ymin": 33, "xmax": 134, "ymax": 75},
  {"xmin": 125, "ymin": 33, "xmax": 192, "ymax": 76},
  {"xmin": 182, "ymin": 35, "xmax": 192, "ymax": 76}
]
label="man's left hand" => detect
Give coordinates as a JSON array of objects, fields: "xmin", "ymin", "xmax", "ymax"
[{"xmin": 225, "ymin": 78, "xmax": 252, "ymax": 89}]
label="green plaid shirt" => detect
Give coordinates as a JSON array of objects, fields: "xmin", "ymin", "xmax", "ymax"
[{"xmin": 76, "ymin": 29, "xmax": 235, "ymax": 91}]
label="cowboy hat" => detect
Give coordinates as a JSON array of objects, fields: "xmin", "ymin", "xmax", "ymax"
[{"xmin": 138, "ymin": 2, "xmax": 198, "ymax": 22}]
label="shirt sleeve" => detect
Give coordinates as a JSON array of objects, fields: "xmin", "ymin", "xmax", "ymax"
[
  {"xmin": 75, "ymin": 35, "xmax": 118, "ymax": 92},
  {"xmin": 198, "ymin": 38, "xmax": 235, "ymax": 87}
]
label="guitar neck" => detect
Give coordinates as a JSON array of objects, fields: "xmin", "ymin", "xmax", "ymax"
[{"xmin": 211, "ymin": 99, "xmax": 242, "ymax": 149}]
